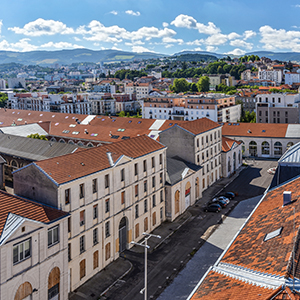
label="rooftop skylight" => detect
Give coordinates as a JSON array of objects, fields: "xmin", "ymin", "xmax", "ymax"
[
  {"xmin": 264, "ymin": 227, "xmax": 283, "ymax": 242},
  {"xmin": 111, "ymin": 135, "xmax": 119, "ymax": 139}
]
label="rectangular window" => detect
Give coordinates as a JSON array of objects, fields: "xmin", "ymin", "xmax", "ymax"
[
  {"xmin": 144, "ymin": 217, "xmax": 148, "ymax": 232},
  {"xmin": 152, "ymin": 176, "xmax": 156, "ymax": 188},
  {"xmin": 135, "ymin": 184, "xmax": 139, "ymax": 197},
  {"xmin": 152, "ymin": 212, "xmax": 156, "ymax": 226},
  {"xmin": 80, "ymin": 210, "xmax": 85, "ymax": 226},
  {"xmin": 152, "ymin": 157, "xmax": 155, "ymax": 168},
  {"xmin": 160, "ymin": 207, "xmax": 163, "ymax": 220},
  {"xmin": 93, "ymin": 205, "xmax": 98, "ymax": 219},
  {"xmin": 68, "ymin": 217, "xmax": 71, "ymax": 233},
  {"xmin": 134, "ymin": 163, "xmax": 138, "ymax": 176},
  {"xmin": 93, "ymin": 251, "xmax": 99, "ymax": 269},
  {"xmin": 79, "ymin": 183, "xmax": 84, "ymax": 199},
  {"xmin": 121, "ymin": 168, "xmax": 125, "ymax": 182},
  {"xmin": 105, "ymin": 221, "xmax": 110, "ymax": 238},
  {"xmin": 105, "ymin": 174, "xmax": 109, "ymax": 188},
  {"xmin": 160, "ymin": 190, "xmax": 164, "ymax": 202},
  {"xmin": 48, "ymin": 225, "xmax": 59, "ymax": 247},
  {"xmin": 105, "ymin": 243, "xmax": 111, "ymax": 261},
  {"xmin": 80, "ymin": 259, "xmax": 86, "ymax": 279},
  {"xmin": 121, "ymin": 191, "xmax": 125, "ymax": 204},
  {"xmin": 135, "ymin": 204, "xmax": 139, "ymax": 218},
  {"xmin": 160, "ymin": 172, "xmax": 163, "ymax": 184},
  {"xmin": 92, "ymin": 179, "xmax": 97, "ymax": 193},
  {"xmin": 105, "ymin": 199, "xmax": 110, "ymax": 213},
  {"xmin": 80, "ymin": 236, "xmax": 85, "ymax": 254},
  {"xmin": 135, "ymin": 223, "xmax": 139, "ymax": 239},
  {"xmin": 13, "ymin": 239, "xmax": 31, "ymax": 264},
  {"xmin": 152, "ymin": 194, "xmax": 156, "ymax": 207},
  {"xmin": 144, "ymin": 180, "xmax": 147, "ymax": 192},
  {"xmin": 143, "ymin": 160, "xmax": 147, "ymax": 172},
  {"xmin": 144, "ymin": 199, "xmax": 148, "ymax": 213},
  {"xmin": 93, "ymin": 228, "xmax": 98, "ymax": 245},
  {"xmin": 65, "ymin": 188, "xmax": 70, "ymax": 204},
  {"xmin": 68, "ymin": 243, "xmax": 71, "ymax": 262},
  {"xmin": 159, "ymin": 154, "xmax": 162, "ymax": 165}
]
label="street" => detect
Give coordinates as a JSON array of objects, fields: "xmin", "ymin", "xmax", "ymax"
[{"xmin": 100, "ymin": 159, "xmax": 278, "ymax": 300}]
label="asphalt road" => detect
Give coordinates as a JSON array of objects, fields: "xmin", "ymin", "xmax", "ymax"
[{"xmin": 101, "ymin": 159, "xmax": 278, "ymax": 300}]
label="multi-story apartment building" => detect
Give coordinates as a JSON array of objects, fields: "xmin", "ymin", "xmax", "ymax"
[
  {"xmin": 0, "ymin": 190, "xmax": 69, "ymax": 300},
  {"xmin": 256, "ymin": 93, "xmax": 300, "ymax": 123},
  {"xmin": 236, "ymin": 91, "xmax": 257, "ymax": 113},
  {"xmin": 13, "ymin": 135, "xmax": 167, "ymax": 292},
  {"xmin": 143, "ymin": 95, "xmax": 241, "ymax": 123},
  {"xmin": 88, "ymin": 93, "xmax": 116, "ymax": 115},
  {"xmin": 285, "ymin": 71, "xmax": 300, "ymax": 85},
  {"xmin": 125, "ymin": 82, "xmax": 153, "ymax": 100},
  {"xmin": 258, "ymin": 68, "xmax": 283, "ymax": 85},
  {"xmin": 0, "ymin": 79, "xmax": 6, "ymax": 89},
  {"xmin": 93, "ymin": 83, "xmax": 116, "ymax": 94}
]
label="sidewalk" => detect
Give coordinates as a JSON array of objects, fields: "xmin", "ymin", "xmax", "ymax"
[{"xmin": 69, "ymin": 165, "xmax": 246, "ymax": 299}]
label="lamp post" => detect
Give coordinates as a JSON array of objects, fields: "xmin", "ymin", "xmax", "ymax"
[{"xmin": 131, "ymin": 232, "xmax": 161, "ymax": 300}]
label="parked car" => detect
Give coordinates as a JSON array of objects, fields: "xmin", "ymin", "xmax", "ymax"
[
  {"xmin": 204, "ymin": 203, "xmax": 221, "ymax": 213},
  {"xmin": 222, "ymin": 192, "xmax": 235, "ymax": 199},
  {"xmin": 212, "ymin": 196, "xmax": 230, "ymax": 205},
  {"xmin": 216, "ymin": 199, "xmax": 228, "ymax": 208}
]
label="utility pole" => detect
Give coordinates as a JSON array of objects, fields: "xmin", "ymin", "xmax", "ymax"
[{"xmin": 131, "ymin": 232, "xmax": 161, "ymax": 300}]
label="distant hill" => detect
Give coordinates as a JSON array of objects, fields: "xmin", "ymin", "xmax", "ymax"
[
  {"xmin": 0, "ymin": 49, "xmax": 167, "ymax": 66},
  {"xmin": 173, "ymin": 50, "xmax": 224, "ymax": 59},
  {"xmin": 171, "ymin": 53, "xmax": 218, "ymax": 62},
  {"xmin": 246, "ymin": 51, "xmax": 300, "ymax": 63}
]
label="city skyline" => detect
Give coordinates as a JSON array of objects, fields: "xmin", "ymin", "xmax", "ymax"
[{"xmin": 1, "ymin": 0, "xmax": 300, "ymax": 55}]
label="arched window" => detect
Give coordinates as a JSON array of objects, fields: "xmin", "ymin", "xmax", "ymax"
[
  {"xmin": 59, "ymin": 139, "xmax": 65, "ymax": 143},
  {"xmin": 287, "ymin": 142, "xmax": 294, "ymax": 150},
  {"xmin": 50, "ymin": 137, "xmax": 56, "ymax": 142},
  {"xmin": 238, "ymin": 150, "xmax": 241, "ymax": 164},
  {"xmin": 87, "ymin": 143, "xmax": 94, "ymax": 147},
  {"xmin": 77, "ymin": 142, "xmax": 84, "ymax": 146},
  {"xmin": 48, "ymin": 267, "xmax": 60, "ymax": 300},
  {"xmin": 14, "ymin": 282, "xmax": 32, "ymax": 300},
  {"xmin": 11, "ymin": 160, "xmax": 18, "ymax": 168},
  {"xmin": 239, "ymin": 140, "xmax": 245, "ymax": 153},
  {"xmin": 261, "ymin": 141, "xmax": 270, "ymax": 155},
  {"xmin": 68, "ymin": 140, "xmax": 75, "ymax": 145},
  {"xmin": 228, "ymin": 157, "xmax": 231, "ymax": 173},
  {"xmin": 274, "ymin": 142, "xmax": 282, "ymax": 156},
  {"xmin": 249, "ymin": 141, "xmax": 257, "ymax": 156}
]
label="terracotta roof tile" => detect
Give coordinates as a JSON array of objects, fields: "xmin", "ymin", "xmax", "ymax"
[
  {"xmin": 0, "ymin": 190, "xmax": 68, "ymax": 236},
  {"xmin": 222, "ymin": 122, "xmax": 288, "ymax": 138},
  {"xmin": 190, "ymin": 271, "xmax": 274, "ymax": 300},
  {"xmin": 176, "ymin": 118, "xmax": 221, "ymax": 135},
  {"xmin": 34, "ymin": 135, "xmax": 165, "ymax": 184},
  {"xmin": 222, "ymin": 136, "xmax": 241, "ymax": 152}
]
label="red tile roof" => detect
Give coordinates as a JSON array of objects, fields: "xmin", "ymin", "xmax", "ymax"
[
  {"xmin": 190, "ymin": 271, "xmax": 274, "ymax": 300},
  {"xmin": 0, "ymin": 190, "xmax": 68, "ymax": 236},
  {"xmin": 222, "ymin": 122, "xmax": 288, "ymax": 138},
  {"xmin": 34, "ymin": 135, "xmax": 165, "ymax": 184},
  {"xmin": 176, "ymin": 118, "xmax": 221, "ymax": 135},
  {"xmin": 222, "ymin": 136, "xmax": 241, "ymax": 152}
]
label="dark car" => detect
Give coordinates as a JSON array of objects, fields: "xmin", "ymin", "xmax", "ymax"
[
  {"xmin": 216, "ymin": 199, "xmax": 228, "ymax": 208},
  {"xmin": 222, "ymin": 192, "xmax": 235, "ymax": 200},
  {"xmin": 204, "ymin": 203, "xmax": 221, "ymax": 212}
]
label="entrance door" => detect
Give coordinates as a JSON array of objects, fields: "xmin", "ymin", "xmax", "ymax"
[{"xmin": 119, "ymin": 217, "xmax": 127, "ymax": 253}]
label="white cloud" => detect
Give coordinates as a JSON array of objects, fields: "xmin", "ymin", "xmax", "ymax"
[
  {"xmin": 111, "ymin": 46, "xmax": 122, "ymax": 51},
  {"xmin": 74, "ymin": 37, "xmax": 81, "ymax": 41},
  {"xmin": 206, "ymin": 46, "xmax": 218, "ymax": 52},
  {"xmin": 259, "ymin": 25, "xmax": 300, "ymax": 51},
  {"xmin": 196, "ymin": 22, "xmax": 220, "ymax": 35},
  {"xmin": 129, "ymin": 26, "xmax": 176, "ymax": 41},
  {"xmin": 0, "ymin": 38, "xmax": 38, "ymax": 52},
  {"xmin": 171, "ymin": 14, "xmax": 197, "ymax": 28},
  {"xmin": 132, "ymin": 46, "xmax": 154, "ymax": 53},
  {"xmin": 162, "ymin": 22, "xmax": 169, "ymax": 28},
  {"xmin": 162, "ymin": 37, "xmax": 184, "ymax": 44},
  {"xmin": 194, "ymin": 47, "xmax": 203, "ymax": 51},
  {"xmin": 110, "ymin": 10, "xmax": 118, "ymax": 15},
  {"xmin": 294, "ymin": 4, "xmax": 300, "ymax": 7},
  {"xmin": 40, "ymin": 41, "xmax": 84, "ymax": 49},
  {"xmin": 9, "ymin": 18, "xmax": 74, "ymax": 36},
  {"xmin": 203, "ymin": 33, "xmax": 227, "ymax": 46},
  {"xmin": 243, "ymin": 30, "xmax": 256, "ymax": 40},
  {"xmin": 165, "ymin": 44, "xmax": 173, "ymax": 48},
  {"xmin": 125, "ymin": 10, "xmax": 140, "ymax": 16},
  {"xmin": 230, "ymin": 39, "xmax": 253, "ymax": 50},
  {"xmin": 125, "ymin": 41, "xmax": 145, "ymax": 46},
  {"xmin": 186, "ymin": 39, "xmax": 202, "ymax": 46},
  {"xmin": 227, "ymin": 32, "xmax": 241, "ymax": 40},
  {"xmin": 226, "ymin": 48, "xmax": 246, "ymax": 55}
]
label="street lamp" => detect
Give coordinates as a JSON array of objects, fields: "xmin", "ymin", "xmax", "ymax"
[{"xmin": 131, "ymin": 232, "xmax": 161, "ymax": 300}]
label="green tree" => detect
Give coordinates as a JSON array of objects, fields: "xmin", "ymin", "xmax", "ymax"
[
  {"xmin": 118, "ymin": 111, "xmax": 125, "ymax": 117},
  {"xmin": 196, "ymin": 76, "xmax": 210, "ymax": 92},
  {"xmin": 0, "ymin": 93, "xmax": 8, "ymax": 108},
  {"xmin": 170, "ymin": 78, "xmax": 190, "ymax": 93},
  {"xmin": 190, "ymin": 82, "xmax": 198, "ymax": 92},
  {"xmin": 27, "ymin": 133, "xmax": 48, "ymax": 140}
]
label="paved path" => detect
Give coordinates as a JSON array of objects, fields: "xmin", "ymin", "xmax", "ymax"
[{"xmin": 157, "ymin": 195, "xmax": 263, "ymax": 300}]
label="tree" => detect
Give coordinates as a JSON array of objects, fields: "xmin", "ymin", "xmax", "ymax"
[
  {"xmin": 196, "ymin": 76, "xmax": 210, "ymax": 92},
  {"xmin": 118, "ymin": 111, "xmax": 125, "ymax": 117},
  {"xmin": 27, "ymin": 133, "xmax": 48, "ymax": 140},
  {"xmin": 0, "ymin": 93, "xmax": 8, "ymax": 108},
  {"xmin": 190, "ymin": 82, "xmax": 198, "ymax": 92},
  {"xmin": 170, "ymin": 78, "xmax": 190, "ymax": 93}
]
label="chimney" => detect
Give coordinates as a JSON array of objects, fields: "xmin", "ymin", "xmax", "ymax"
[{"xmin": 283, "ymin": 191, "xmax": 292, "ymax": 206}]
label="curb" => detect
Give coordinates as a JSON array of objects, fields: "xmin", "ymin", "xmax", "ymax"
[{"xmin": 99, "ymin": 259, "xmax": 133, "ymax": 298}]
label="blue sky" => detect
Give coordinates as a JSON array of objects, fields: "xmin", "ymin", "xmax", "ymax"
[{"xmin": 1, "ymin": 0, "xmax": 300, "ymax": 55}]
